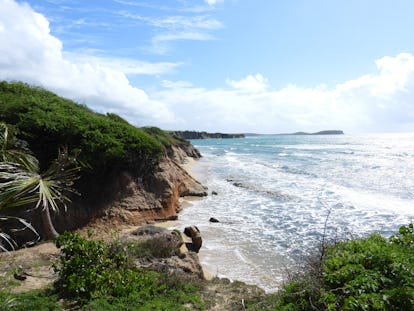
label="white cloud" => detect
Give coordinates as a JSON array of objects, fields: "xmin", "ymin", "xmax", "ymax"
[
  {"xmin": 205, "ymin": 0, "xmax": 224, "ymax": 6},
  {"xmin": 64, "ymin": 52, "xmax": 181, "ymax": 76},
  {"xmin": 117, "ymin": 11, "xmax": 223, "ymax": 54},
  {"xmin": 150, "ymin": 15, "xmax": 223, "ymax": 30},
  {"xmin": 1, "ymin": 0, "xmax": 414, "ymax": 134},
  {"xmin": 151, "ymin": 31, "xmax": 214, "ymax": 54},
  {"xmin": 0, "ymin": 0, "xmax": 175, "ymax": 126},
  {"xmin": 161, "ymin": 80, "xmax": 193, "ymax": 88},
  {"xmin": 155, "ymin": 54, "xmax": 414, "ymax": 133},
  {"xmin": 226, "ymin": 74, "xmax": 269, "ymax": 93}
]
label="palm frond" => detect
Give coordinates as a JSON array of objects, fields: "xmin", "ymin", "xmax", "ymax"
[
  {"xmin": 0, "ymin": 148, "xmax": 80, "ymax": 213},
  {"xmin": 0, "ymin": 231, "xmax": 16, "ymax": 251},
  {"xmin": 0, "ymin": 123, "xmax": 39, "ymax": 172},
  {"xmin": 0, "ymin": 216, "xmax": 40, "ymax": 251},
  {"xmin": 0, "ymin": 162, "xmax": 41, "ymax": 210}
]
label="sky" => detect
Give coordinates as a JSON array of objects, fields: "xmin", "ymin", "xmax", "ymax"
[{"xmin": 1, "ymin": 0, "xmax": 414, "ymax": 133}]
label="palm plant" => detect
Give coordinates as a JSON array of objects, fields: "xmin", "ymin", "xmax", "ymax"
[
  {"xmin": 0, "ymin": 123, "xmax": 80, "ymax": 242},
  {"xmin": 0, "ymin": 123, "xmax": 38, "ymax": 170}
]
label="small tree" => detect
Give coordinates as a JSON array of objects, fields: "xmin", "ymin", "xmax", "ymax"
[{"xmin": 0, "ymin": 123, "xmax": 80, "ymax": 241}]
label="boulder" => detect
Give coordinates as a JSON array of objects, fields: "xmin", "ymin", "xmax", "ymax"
[
  {"xmin": 184, "ymin": 226, "xmax": 202, "ymax": 253},
  {"xmin": 209, "ymin": 217, "xmax": 220, "ymax": 223},
  {"xmin": 121, "ymin": 225, "xmax": 205, "ymax": 279},
  {"xmin": 123, "ymin": 225, "xmax": 183, "ymax": 257}
]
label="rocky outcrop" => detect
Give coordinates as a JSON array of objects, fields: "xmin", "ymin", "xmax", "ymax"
[
  {"xmin": 79, "ymin": 144, "xmax": 207, "ymax": 230},
  {"xmin": 122, "ymin": 225, "xmax": 205, "ymax": 279},
  {"xmin": 171, "ymin": 131, "xmax": 245, "ymax": 140}
]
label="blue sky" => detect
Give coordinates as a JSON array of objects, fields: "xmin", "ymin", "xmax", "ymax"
[{"xmin": 1, "ymin": 0, "xmax": 414, "ymax": 133}]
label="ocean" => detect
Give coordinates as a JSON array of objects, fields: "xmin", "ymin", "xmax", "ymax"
[{"xmin": 173, "ymin": 133, "xmax": 414, "ymax": 292}]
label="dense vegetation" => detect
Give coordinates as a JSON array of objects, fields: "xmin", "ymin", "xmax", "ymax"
[
  {"xmin": 0, "ymin": 231, "xmax": 205, "ymax": 310},
  {"xmin": 249, "ymin": 224, "xmax": 414, "ymax": 310},
  {"xmin": 0, "ymin": 81, "xmax": 165, "ymax": 176}
]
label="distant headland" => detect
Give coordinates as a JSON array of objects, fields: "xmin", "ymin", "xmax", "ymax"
[
  {"xmin": 246, "ymin": 130, "xmax": 344, "ymax": 136},
  {"xmin": 171, "ymin": 131, "xmax": 245, "ymax": 140}
]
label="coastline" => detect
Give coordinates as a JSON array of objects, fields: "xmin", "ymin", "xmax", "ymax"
[{"xmin": 176, "ymin": 156, "xmax": 214, "ymax": 280}]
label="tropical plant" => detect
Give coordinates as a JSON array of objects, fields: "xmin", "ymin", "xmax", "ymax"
[
  {"xmin": 0, "ymin": 123, "xmax": 80, "ymax": 241},
  {"xmin": 0, "ymin": 123, "xmax": 38, "ymax": 171}
]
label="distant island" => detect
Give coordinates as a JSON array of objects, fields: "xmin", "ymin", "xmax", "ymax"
[
  {"xmin": 171, "ymin": 131, "xmax": 245, "ymax": 140},
  {"xmin": 291, "ymin": 130, "xmax": 344, "ymax": 135}
]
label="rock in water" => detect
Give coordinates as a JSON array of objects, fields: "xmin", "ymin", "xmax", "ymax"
[
  {"xmin": 209, "ymin": 217, "xmax": 220, "ymax": 223},
  {"xmin": 184, "ymin": 226, "xmax": 202, "ymax": 253}
]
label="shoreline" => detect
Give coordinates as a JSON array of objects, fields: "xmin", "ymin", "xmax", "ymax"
[{"xmin": 175, "ymin": 156, "xmax": 214, "ymax": 280}]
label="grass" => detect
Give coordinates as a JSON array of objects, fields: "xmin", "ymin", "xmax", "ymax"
[{"xmin": 0, "ymin": 289, "xmax": 61, "ymax": 311}]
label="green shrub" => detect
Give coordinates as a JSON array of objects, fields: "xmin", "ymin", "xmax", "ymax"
[
  {"xmin": 142, "ymin": 126, "xmax": 188, "ymax": 148},
  {"xmin": 0, "ymin": 81, "xmax": 163, "ymax": 176},
  {"xmin": 248, "ymin": 224, "xmax": 414, "ymax": 310},
  {"xmin": 390, "ymin": 223, "xmax": 414, "ymax": 248},
  {"xmin": 54, "ymin": 231, "xmax": 141, "ymax": 300},
  {"xmin": 53, "ymin": 232, "xmax": 205, "ymax": 309}
]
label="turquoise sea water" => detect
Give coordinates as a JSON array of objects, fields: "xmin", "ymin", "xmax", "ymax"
[{"xmin": 174, "ymin": 133, "xmax": 414, "ymax": 292}]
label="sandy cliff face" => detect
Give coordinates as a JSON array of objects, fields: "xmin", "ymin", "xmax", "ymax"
[{"xmin": 94, "ymin": 146, "xmax": 207, "ymax": 228}]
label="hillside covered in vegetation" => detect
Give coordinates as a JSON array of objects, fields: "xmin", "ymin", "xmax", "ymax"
[
  {"xmin": 0, "ymin": 81, "xmax": 205, "ymax": 244},
  {"xmin": 0, "ymin": 81, "xmax": 188, "ymax": 176}
]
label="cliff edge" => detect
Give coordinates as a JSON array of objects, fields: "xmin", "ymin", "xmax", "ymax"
[{"xmin": 3, "ymin": 142, "xmax": 207, "ymax": 247}]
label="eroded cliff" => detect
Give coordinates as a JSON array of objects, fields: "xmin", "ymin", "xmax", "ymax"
[{"xmin": 3, "ymin": 144, "xmax": 207, "ymax": 247}]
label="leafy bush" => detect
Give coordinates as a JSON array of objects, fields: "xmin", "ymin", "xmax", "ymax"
[
  {"xmin": 54, "ymin": 231, "xmax": 140, "ymax": 300},
  {"xmin": 0, "ymin": 81, "xmax": 163, "ymax": 176},
  {"xmin": 249, "ymin": 224, "xmax": 414, "ymax": 310},
  {"xmin": 390, "ymin": 223, "xmax": 414, "ymax": 247},
  {"xmin": 142, "ymin": 126, "xmax": 188, "ymax": 148},
  {"xmin": 53, "ymin": 232, "xmax": 205, "ymax": 309}
]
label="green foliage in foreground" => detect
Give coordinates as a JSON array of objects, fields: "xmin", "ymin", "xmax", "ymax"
[
  {"xmin": 249, "ymin": 224, "xmax": 414, "ymax": 311},
  {"xmin": 2, "ymin": 226, "xmax": 413, "ymax": 310},
  {"xmin": 53, "ymin": 231, "xmax": 205, "ymax": 310},
  {"xmin": 0, "ymin": 81, "xmax": 163, "ymax": 175}
]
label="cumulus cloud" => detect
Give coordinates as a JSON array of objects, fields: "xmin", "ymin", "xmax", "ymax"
[
  {"xmin": 157, "ymin": 54, "xmax": 414, "ymax": 133},
  {"xmin": 226, "ymin": 74, "xmax": 269, "ymax": 93},
  {"xmin": 0, "ymin": 0, "xmax": 175, "ymax": 126}
]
